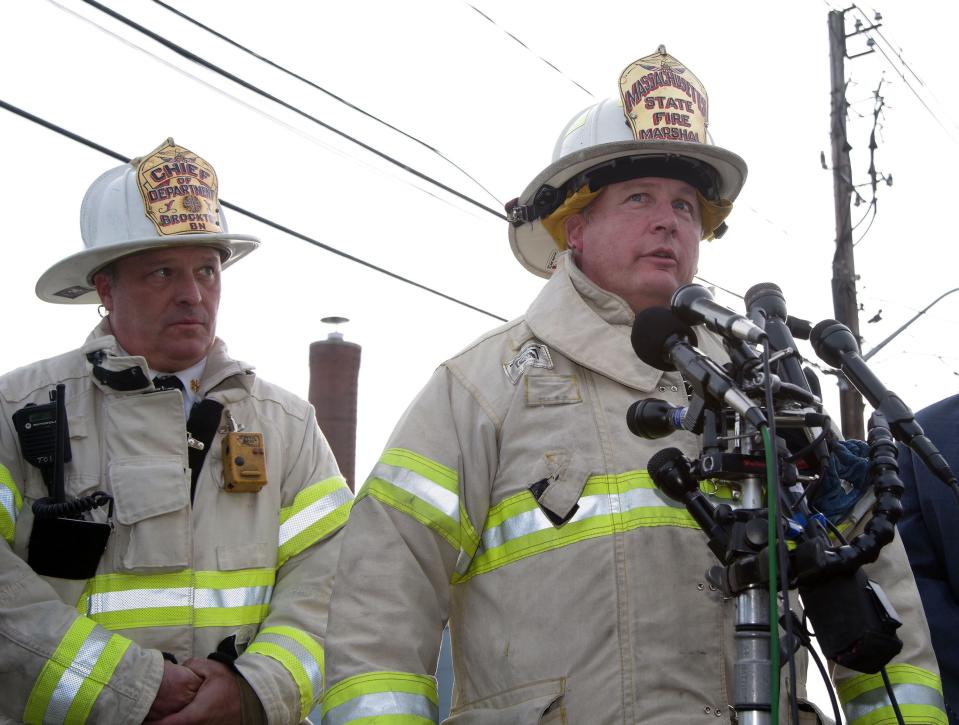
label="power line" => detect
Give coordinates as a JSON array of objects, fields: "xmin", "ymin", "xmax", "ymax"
[
  {"xmin": 150, "ymin": 0, "xmax": 504, "ymax": 208},
  {"xmin": 854, "ymin": 3, "xmax": 959, "ymax": 137},
  {"xmin": 80, "ymin": 0, "xmax": 508, "ymax": 223},
  {"xmin": 84, "ymin": 0, "xmax": 818, "ymax": 294},
  {"xmin": 464, "ymin": 3, "xmax": 595, "ymax": 99},
  {"xmin": 33, "ymin": 0, "xmax": 772, "ymax": 325},
  {"xmin": 694, "ymin": 276, "xmax": 744, "ymax": 300},
  {"xmin": 847, "ymin": 7, "xmax": 959, "ymax": 146},
  {"xmin": 49, "ymin": 0, "xmax": 490, "ymax": 225},
  {"xmin": 0, "ymin": 98, "xmax": 508, "ymax": 323}
]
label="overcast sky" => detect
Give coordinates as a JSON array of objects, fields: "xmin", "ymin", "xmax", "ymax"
[{"xmin": 3, "ymin": 0, "xmax": 958, "ymax": 486}]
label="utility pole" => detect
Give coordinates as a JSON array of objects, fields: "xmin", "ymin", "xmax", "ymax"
[{"xmin": 828, "ymin": 9, "xmax": 865, "ymax": 439}]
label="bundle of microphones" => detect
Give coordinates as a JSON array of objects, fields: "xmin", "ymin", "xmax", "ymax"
[
  {"xmin": 627, "ymin": 281, "xmax": 959, "ymax": 504},
  {"xmin": 625, "ymin": 282, "xmax": 959, "ymax": 679}
]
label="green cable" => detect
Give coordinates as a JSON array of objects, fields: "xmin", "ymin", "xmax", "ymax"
[{"xmin": 762, "ymin": 425, "xmax": 780, "ymax": 722}]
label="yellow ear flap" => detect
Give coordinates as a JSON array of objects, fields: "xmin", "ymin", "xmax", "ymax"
[
  {"xmin": 541, "ymin": 186, "xmax": 603, "ymax": 248},
  {"xmin": 698, "ymin": 193, "xmax": 733, "ymax": 241}
]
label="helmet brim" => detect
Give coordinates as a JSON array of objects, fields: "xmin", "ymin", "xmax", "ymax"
[
  {"xmin": 36, "ymin": 233, "xmax": 259, "ymax": 304},
  {"xmin": 509, "ymin": 140, "xmax": 747, "ymax": 278}
]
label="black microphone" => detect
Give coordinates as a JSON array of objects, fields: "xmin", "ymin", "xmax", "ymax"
[
  {"xmin": 626, "ymin": 399, "xmax": 689, "ymax": 439},
  {"xmin": 632, "ymin": 308, "xmax": 766, "ymax": 429},
  {"xmin": 647, "ymin": 447, "xmax": 729, "ymax": 560},
  {"xmin": 671, "ymin": 283, "xmax": 766, "ymax": 344},
  {"xmin": 745, "ymin": 282, "xmax": 812, "ymax": 393},
  {"xmin": 810, "ymin": 319, "xmax": 959, "ymax": 491}
]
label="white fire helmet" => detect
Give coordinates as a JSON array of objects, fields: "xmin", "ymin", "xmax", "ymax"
[
  {"xmin": 36, "ymin": 138, "xmax": 259, "ymax": 304},
  {"xmin": 507, "ymin": 47, "xmax": 747, "ymax": 278}
]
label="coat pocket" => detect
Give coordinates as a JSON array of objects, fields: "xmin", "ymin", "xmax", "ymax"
[
  {"xmin": 525, "ymin": 374, "xmax": 581, "ymax": 406},
  {"xmin": 446, "ymin": 677, "xmax": 566, "ymax": 724},
  {"xmin": 528, "ymin": 450, "xmax": 590, "ymax": 527},
  {"xmin": 110, "ymin": 456, "xmax": 191, "ymax": 572}
]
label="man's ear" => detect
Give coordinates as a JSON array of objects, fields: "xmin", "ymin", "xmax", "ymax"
[
  {"xmin": 93, "ymin": 273, "xmax": 114, "ymax": 312},
  {"xmin": 565, "ymin": 213, "xmax": 586, "ymax": 254}
]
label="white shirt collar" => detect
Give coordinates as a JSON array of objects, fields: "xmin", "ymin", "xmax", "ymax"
[{"xmin": 149, "ymin": 358, "xmax": 207, "ymax": 417}]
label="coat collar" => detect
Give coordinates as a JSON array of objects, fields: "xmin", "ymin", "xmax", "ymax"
[
  {"xmin": 524, "ymin": 251, "xmax": 669, "ymax": 392},
  {"xmin": 83, "ymin": 318, "xmax": 254, "ymax": 397}
]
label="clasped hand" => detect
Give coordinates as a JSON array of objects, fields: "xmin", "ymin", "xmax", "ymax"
[{"xmin": 145, "ymin": 657, "xmax": 242, "ymax": 724}]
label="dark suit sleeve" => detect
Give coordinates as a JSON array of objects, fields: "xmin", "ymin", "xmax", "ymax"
[{"xmin": 897, "ymin": 430, "xmax": 959, "ymax": 721}]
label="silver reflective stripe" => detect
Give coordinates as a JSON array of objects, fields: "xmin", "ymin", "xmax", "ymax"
[
  {"xmin": 372, "ymin": 462, "xmax": 459, "ymax": 522},
  {"xmin": 256, "ymin": 632, "xmax": 322, "ymax": 696},
  {"xmin": 194, "ymin": 585, "xmax": 272, "ymax": 609},
  {"xmin": 454, "ymin": 547, "xmax": 473, "ymax": 576},
  {"xmin": 844, "ymin": 682, "xmax": 945, "ymax": 722},
  {"xmin": 86, "ymin": 585, "xmax": 271, "ymax": 615},
  {"xmin": 87, "ymin": 587, "xmax": 192, "ymax": 614},
  {"xmin": 621, "ymin": 485, "xmax": 682, "ymax": 511},
  {"xmin": 481, "ymin": 486, "xmax": 675, "ymax": 553},
  {"xmin": 0, "ymin": 486, "xmax": 17, "ymax": 522},
  {"xmin": 323, "ymin": 692, "xmax": 437, "ymax": 725},
  {"xmin": 279, "ymin": 486, "xmax": 353, "ymax": 547},
  {"xmin": 44, "ymin": 628, "xmax": 111, "ymax": 724},
  {"xmin": 483, "ymin": 504, "xmax": 554, "ymax": 552}
]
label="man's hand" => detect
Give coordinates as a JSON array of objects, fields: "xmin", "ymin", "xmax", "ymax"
[
  {"xmin": 145, "ymin": 660, "xmax": 203, "ymax": 721},
  {"xmin": 148, "ymin": 658, "xmax": 243, "ymax": 725}
]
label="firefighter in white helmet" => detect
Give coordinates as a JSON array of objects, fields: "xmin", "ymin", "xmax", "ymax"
[
  {"xmin": 0, "ymin": 139, "xmax": 351, "ymax": 724},
  {"xmin": 323, "ymin": 48, "xmax": 945, "ymax": 723}
]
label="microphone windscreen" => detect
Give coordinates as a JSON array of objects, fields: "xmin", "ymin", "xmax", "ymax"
[
  {"xmin": 744, "ymin": 282, "xmax": 787, "ymax": 321},
  {"xmin": 810, "ymin": 319, "xmax": 860, "ymax": 368},
  {"xmin": 631, "ymin": 307, "xmax": 698, "ymax": 372},
  {"xmin": 647, "ymin": 446, "xmax": 685, "ymax": 479}
]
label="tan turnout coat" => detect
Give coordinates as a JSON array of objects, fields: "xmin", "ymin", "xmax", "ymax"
[
  {"xmin": 324, "ymin": 253, "xmax": 943, "ymax": 724},
  {"xmin": 0, "ymin": 320, "xmax": 351, "ymax": 724}
]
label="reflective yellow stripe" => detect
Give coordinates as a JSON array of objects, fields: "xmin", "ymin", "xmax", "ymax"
[
  {"xmin": 359, "ymin": 448, "xmax": 461, "ymax": 550},
  {"xmin": 246, "ymin": 626, "xmax": 325, "ymax": 719},
  {"xmin": 23, "ymin": 616, "xmax": 131, "ymax": 724},
  {"xmin": 358, "ymin": 449, "xmax": 481, "ymax": 576},
  {"xmin": 454, "ymin": 496, "xmax": 481, "ymax": 577},
  {"xmin": 77, "ymin": 569, "xmax": 274, "ymax": 630},
  {"xmin": 839, "ymin": 664, "xmax": 946, "ymax": 725},
  {"xmin": 322, "ymin": 671, "xmax": 437, "ymax": 725},
  {"xmin": 0, "ymin": 463, "xmax": 22, "ymax": 545},
  {"xmin": 278, "ymin": 476, "xmax": 352, "ymax": 567},
  {"xmin": 462, "ymin": 470, "xmax": 694, "ymax": 581}
]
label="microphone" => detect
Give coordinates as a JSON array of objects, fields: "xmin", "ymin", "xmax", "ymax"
[
  {"xmin": 647, "ymin": 447, "xmax": 728, "ymax": 560},
  {"xmin": 632, "ymin": 308, "xmax": 766, "ymax": 429},
  {"xmin": 671, "ymin": 283, "xmax": 766, "ymax": 344},
  {"xmin": 745, "ymin": 282, "xmax": 813, "ymax": 394},
  {"xmin": 626, "ymin": 399, "xmax": 690, "ymax": 439},
  {"xmin": 810, "ymin": 319, "xmax": 959, "ymax": 491}
]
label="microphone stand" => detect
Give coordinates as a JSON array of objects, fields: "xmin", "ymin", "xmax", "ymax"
[
  {"xmin": 634, "ymin": 302, "xmax": 916, "ymax": 725},
  {"xmin": 733, "ymin": 425, "xmax": 774, "ymax": 725}
]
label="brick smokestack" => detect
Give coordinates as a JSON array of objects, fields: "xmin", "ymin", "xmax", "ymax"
[{"xmin": 309, "ymin": 318, "xmax": 361, "ymax": 490}]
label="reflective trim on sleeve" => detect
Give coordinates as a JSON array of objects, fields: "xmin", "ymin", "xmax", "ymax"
[
  {"xmin": 461, "ymin": 470, "xmax": 695, "ymax": 581},
  {"xmin": 77, "ymin": 569, "xmax": 274, "ymax": 630},
  {"xmin": 277, "ymin": 475, "xmax": 352, "ymax": 567},
  {"xmin": 0, "ymin": 463, "xmax": 22, "ymax": 545},
  {"xmin": 839, "ymin": 664, "xmax": 946, "ymax": 725},
  {"xmin": 359, "ymin": 448, "xmax": 462, "ymax": 550},
  {"xmin": 245, "ymin": 625, "xmax": 325, "ymax": 720},
  {"xmin": 453, "ymin": 497, "xmax": 481, "ymax": 578},
  {"xmin": 322, "ymin": 671, "xmax": 438, "ymax": 725},
  {"xmin": 23, "ymin": 616, "xmax": 131, "ymax": 724}
]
